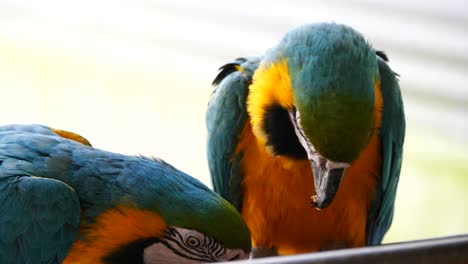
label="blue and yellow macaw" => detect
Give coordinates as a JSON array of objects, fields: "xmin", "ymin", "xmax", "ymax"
[
  {"xmin": 207, "ymin": 23, "xmax": 405, "ymax": 256},
  {"xmin": 0, "ymin": 124, "xmax": 250, "ymax": 264}
]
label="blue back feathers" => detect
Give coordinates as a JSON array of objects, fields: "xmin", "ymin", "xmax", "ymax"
[{"xmin": 0, "ymin": 124, "xmax": 251, "ymax": 263}]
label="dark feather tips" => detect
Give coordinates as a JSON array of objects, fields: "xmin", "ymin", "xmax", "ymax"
[
  {"xmin": 212, "ymin": 60, "xmax": 245, "ymax": 86},
  {"xmin": 376, "ymin": 50, "xmax": 399, "ymax": 76},
  {"xmin": 376, "ymin": 50, "xmax": 389, "ymax": 62}
]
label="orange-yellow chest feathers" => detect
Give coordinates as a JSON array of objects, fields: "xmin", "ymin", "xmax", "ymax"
[
  {"xmin": 239, "ymin": 62, "xmax": 384, "ymax": 254},
  {"xmin": 63, "ymin": 206, "xmax": 167, "ymax": 264}
]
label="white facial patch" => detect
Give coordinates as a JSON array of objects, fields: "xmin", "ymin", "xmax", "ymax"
[
  {"xmin": 143, "ymin": 226, "xmax": 248, "ymax": 264},
  {"xmin": 288, "ymin": 110, "xmax": 316, "ymax": 160}
]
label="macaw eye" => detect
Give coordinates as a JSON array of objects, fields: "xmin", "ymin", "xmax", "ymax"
[{"xmin": 185, "ymin": 235, "xmax": 201, "ymax": 247}]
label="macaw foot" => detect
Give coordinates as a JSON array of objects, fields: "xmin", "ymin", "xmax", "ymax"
[{"xmin": 250, "ymin": 246, "xmax": 278, "ymax": 258}]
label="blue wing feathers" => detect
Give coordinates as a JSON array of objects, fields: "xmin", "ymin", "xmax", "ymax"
[
  {"xmin": 0, "ymin": 124, "xmax": 56, "ymax": 135},
  {"xmin": 366, "ymin": 57, "xmax": 405, "ymax": 245},
  {"xmin": 0, "ymin": 176, "xmax": 80, "ymax": 264},
  {"xmin": 1, "ymin": 124, "xmax": 244, "ymax": 260},
  {"xmin": 207, "ymin": 57, "xmax": 260, "ymax": 210}
]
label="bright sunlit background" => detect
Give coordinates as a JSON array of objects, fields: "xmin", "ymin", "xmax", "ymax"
[{"xmin": 1, "ymin": 0, "xmax": 467, "ymax": 243}]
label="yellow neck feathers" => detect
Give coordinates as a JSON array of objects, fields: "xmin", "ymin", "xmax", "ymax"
[{"xmin": 247, "ymin": 60, "xmax": 294, "ymax": 149}]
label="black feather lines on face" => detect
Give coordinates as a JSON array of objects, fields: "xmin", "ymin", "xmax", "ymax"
[{"xmin": 159, "ymin": 227, "xmax": 229, "ymax": 262}]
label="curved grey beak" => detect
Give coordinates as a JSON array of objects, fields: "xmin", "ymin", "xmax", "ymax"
[
  {"xmin": 310, "ymin": 160, "xmax": 345, "ymax": 209},
  {"xmin": 288, "ymin": 110, "xmax": 349, "ymax": 210}
]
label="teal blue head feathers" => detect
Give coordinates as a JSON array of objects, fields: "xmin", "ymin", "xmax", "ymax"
[
  {"xmin": 264, "ymin": 23, "xmax": 377, "ymax": 162},
  {"xmin": 248, "ymin": 23, "xmax": 380, "ymax": 209}
]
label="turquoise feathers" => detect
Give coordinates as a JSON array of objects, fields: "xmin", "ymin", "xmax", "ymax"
[
  {"xmin": 208, "ymin": 57, "xmax": 260, "ymax": 211},
  {"xmin": 367, "ymin": 57, "xmax": 405, "ymax": 244},
  {"xmin": 0, "ymin": 124, "xmax": 250, "ymax": 263},
  {"xmin": 207, "ymin": 22, "xmax": 405, "ymax": 251}
]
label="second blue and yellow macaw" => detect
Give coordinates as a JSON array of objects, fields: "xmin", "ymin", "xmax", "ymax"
[
  {"xmin": 207, "ymin": 23, "xmax": 405, "ymax": 256},
  {"xmin": 0, "ymin": 124, "xmax": 250, "ymax": 263}
]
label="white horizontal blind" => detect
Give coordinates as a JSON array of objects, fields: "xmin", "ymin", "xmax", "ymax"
[{"xmin": 1, "ymin": 0, "xmax": 465, "ymax": 138}]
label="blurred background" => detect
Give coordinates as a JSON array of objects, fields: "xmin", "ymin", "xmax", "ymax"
[{"xmin": 0, "ymin": 0, "xmax": 466, "ymax": 243}]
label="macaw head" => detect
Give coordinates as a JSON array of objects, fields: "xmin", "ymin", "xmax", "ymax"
[
  {"xmin": 64, "ymin": 162, "xmax": 251, "ymax": 263},
  {"xmin": 96, "ymin": 203, "xmax": 250, "ymax": 264},
  {"xmin": 248, "ymin": 23, "xmax": 379, "ymax": 209},
  {"xmin": 146, "ymin": 180, "xmax": 252, "ymax": 263}
]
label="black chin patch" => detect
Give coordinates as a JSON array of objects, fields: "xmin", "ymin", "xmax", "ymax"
[
  {"xmin": 102, "ymin": 237, "xmax": 160, "ymax": 264},
  {"xmin": 263, "ymin": 104, "xmax": 307, "ymax": 159}
]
